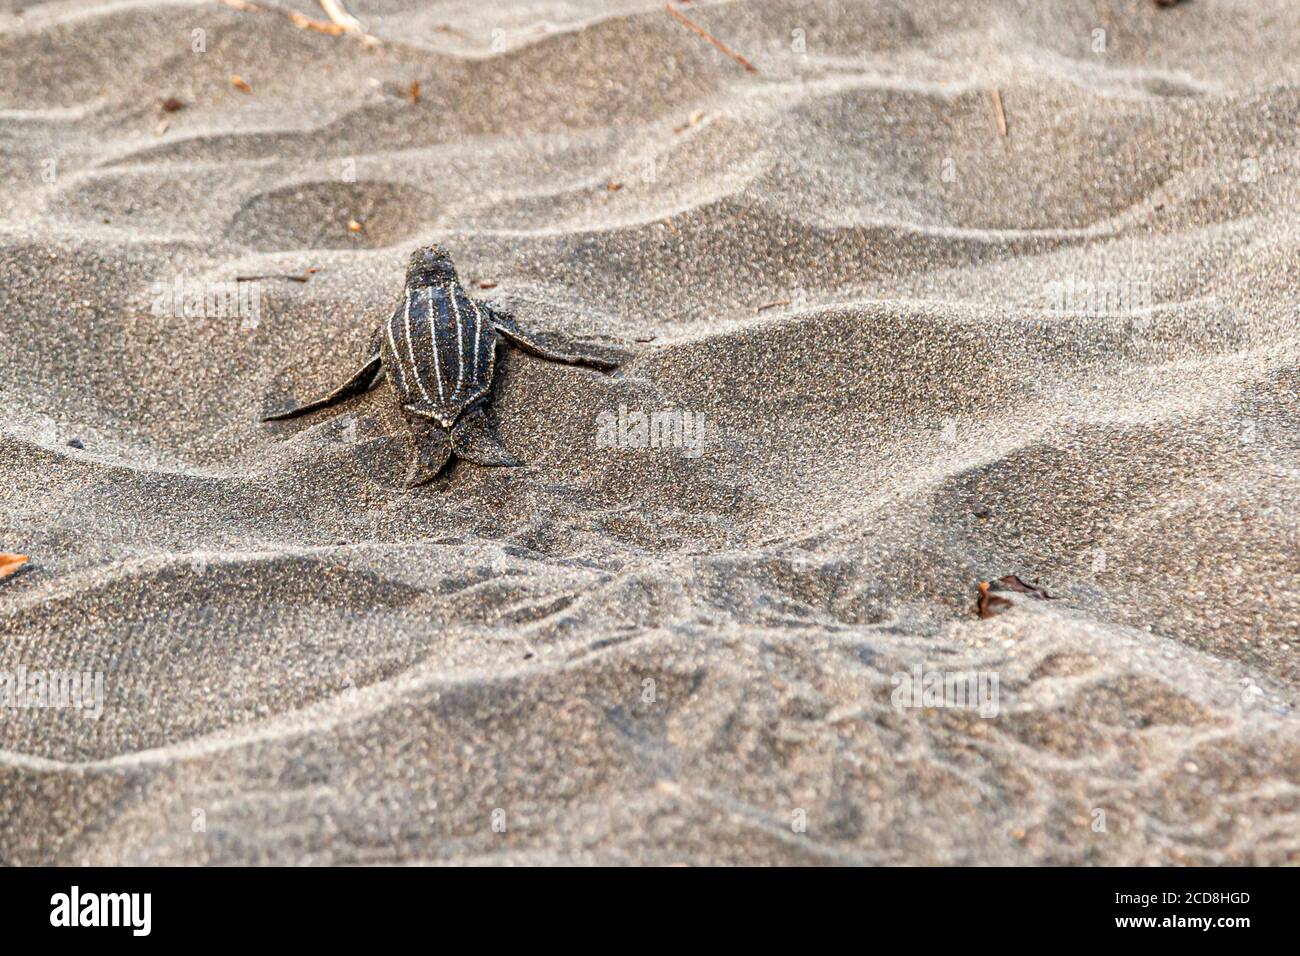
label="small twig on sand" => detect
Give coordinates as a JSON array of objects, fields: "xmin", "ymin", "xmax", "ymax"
[
  {"xmin": 318, "ymin": 0, "xmax": 363, "ymax": 33},
  {"xmin": 991, "ymin": 89, "xmax": 1007, "ymax": 137},
  {"xmin": 665, "ymin": 4, "xmax": 757, "ymax": 73},
  {"xmin": 222, "ymin": 0, "xmax": 380, "ymax": 44},
  {"xmin": 289, "ymin": 11, "xmax": 345, "ymax": 35},
  {"xmin": 236, "ymin": 267, "xmax": 319, "ymax": 283},
  {"xmin": 757, "ymin": 299, "xmax": 790, "ymax": 313}
]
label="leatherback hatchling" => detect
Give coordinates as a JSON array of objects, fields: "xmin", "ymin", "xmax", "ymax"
[{"xmin": 264, "ymin": 245, "xmax": 618, "ymax": 486}]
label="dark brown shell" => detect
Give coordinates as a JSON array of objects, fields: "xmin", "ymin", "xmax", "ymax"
[{"xmin": 381, "ymin": 281, "xmax": 498, "ymax": 428}]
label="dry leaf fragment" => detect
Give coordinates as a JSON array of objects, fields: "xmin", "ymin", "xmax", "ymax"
[
  {"xmin": 347, "ymin": 219, "xmax": 363, "ymax": 233},
  {"xmin": 606, "ymin": 180, "xmax": 623, "ymax": 192},
  {"xmin": 0, "ymin": 553, "xmax": 30, "ymax": 582},
  {"xmin": 478, "ymin": 280, "xmax": 497, "ymax": 290},
  {"xmin": 992, "ymin": 574, "xmax": 1054, "ymax": 599},
  {"xmin": 230, "ymin": 74, "xmax": 253, "ymax": 93},
  {"xmin": 976, "ymin": 574, "xmax": 1056, "ymax": 618},
  {"xmin": 975, "ymin": 581, "xmax": 1013, "ymax": 619},
  {"xmin": 160, "ymin": 97, "xmax": 185, "ymax": 112}
]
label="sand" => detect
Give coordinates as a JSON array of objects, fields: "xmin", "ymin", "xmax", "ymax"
[{"xmin": 0, "ymin": 0, "xmax": 1297, "ymax": 865}]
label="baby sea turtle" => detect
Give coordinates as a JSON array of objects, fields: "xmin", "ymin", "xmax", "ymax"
[{"xmin": 263, "ymin": 245, "xmax": 619, "ymax": 486}]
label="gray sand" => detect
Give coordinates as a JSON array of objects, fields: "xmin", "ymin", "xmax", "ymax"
[{"xmin": 0, "ymin": 0, "xmax": 1297, "ymax": 864}]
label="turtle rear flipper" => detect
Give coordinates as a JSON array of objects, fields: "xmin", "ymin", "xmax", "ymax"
[
  {"xmin": 450, "ymin": 406, "xmax": 522, "ymax": 467},
  {"xmin": 263, "ymin": 325, "xmax": 384, "ymax": 422},
  {"xmin": 405, "ymin": 425, "xmax": 453, "ymax": 488}
]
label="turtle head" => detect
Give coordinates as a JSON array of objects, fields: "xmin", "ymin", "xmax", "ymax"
[{"xmin": 406, "ymin": 244, "xmax": 458, "ymax": 287}]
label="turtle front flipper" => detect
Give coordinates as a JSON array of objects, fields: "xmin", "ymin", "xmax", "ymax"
[
  {"xmin": 405, "ymin": 423, "xmax": 453, "ymax": 488},
  {"xmin": 490, "ymin": 312, "xmax": 620, "ymax": 373},
  {"xmin": 450, "ymin": 405, "xmax": 522, "ymax": 467},
  {"xmin": 263, "ymin": 325, "xmax": 384, "ymax": 422}
]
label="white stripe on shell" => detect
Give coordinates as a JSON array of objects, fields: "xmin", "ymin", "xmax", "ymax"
[
  {"xmin": 449, "ymin": 283, "xmax": 465, "ymax": 394},
  {"xmin": 387, "ymin": 298, "xmax": 409, "ymax": 398},
  {"xmin": 471, "ymin": 299, "xmax": 484, "ymax": 376},
  {"xmin": 427, "ymin": 287, "xmax": 445, "ymax": 402},
  {"xmin": 404, "ymin": 289, "xmax": 432, "ymax": 403}
]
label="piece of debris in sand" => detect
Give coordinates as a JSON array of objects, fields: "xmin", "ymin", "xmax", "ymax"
[
  {"xmin": 230, "ymin": 74, "xmax": 253, "ymax": 93},
  {"xmin": 975, "ymin": 574, "xmax": 1055, "ymax": 618},
  {"xmin": 674, "ymin": 109, "xmax": 706, "ymax": 133},
  {"xmin": 319, "ymin": 0, "xmax": 364, "ymax": 33},
  {"xmin": 991, "ymin": 89, "xmax": 1007, "ymax": 137},
  {"xmin": 347, "ymin": 219, "xmax": 363, "ymax": 233},
  {"xmin": 665, "ymin": 4, "xmax": 757, "ymax": 73},
  {"xmin": 160, "ymin": 97, "xmax": 185, "ymax": 112},
  {"xmin": 975, "ymin": 582, "xmax": 1013, "ymax": 618},
  {"xmin": 0, "ymin": 553, "xmax": 30, "ymax": 582},
  {"xmin": 289, "ymin": 11, "xmax": 345, "ymax": 35},
  {"xmin": 236, "ymin": 267, "xmax": 319, "ymax": 283},
  {"xmin": 434, "ymin": 23, "xmax": 474, "ymax": 42},
  {"xmin": 992, "ymin": 574, "xmax": 1054, "ymax": 599}
]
